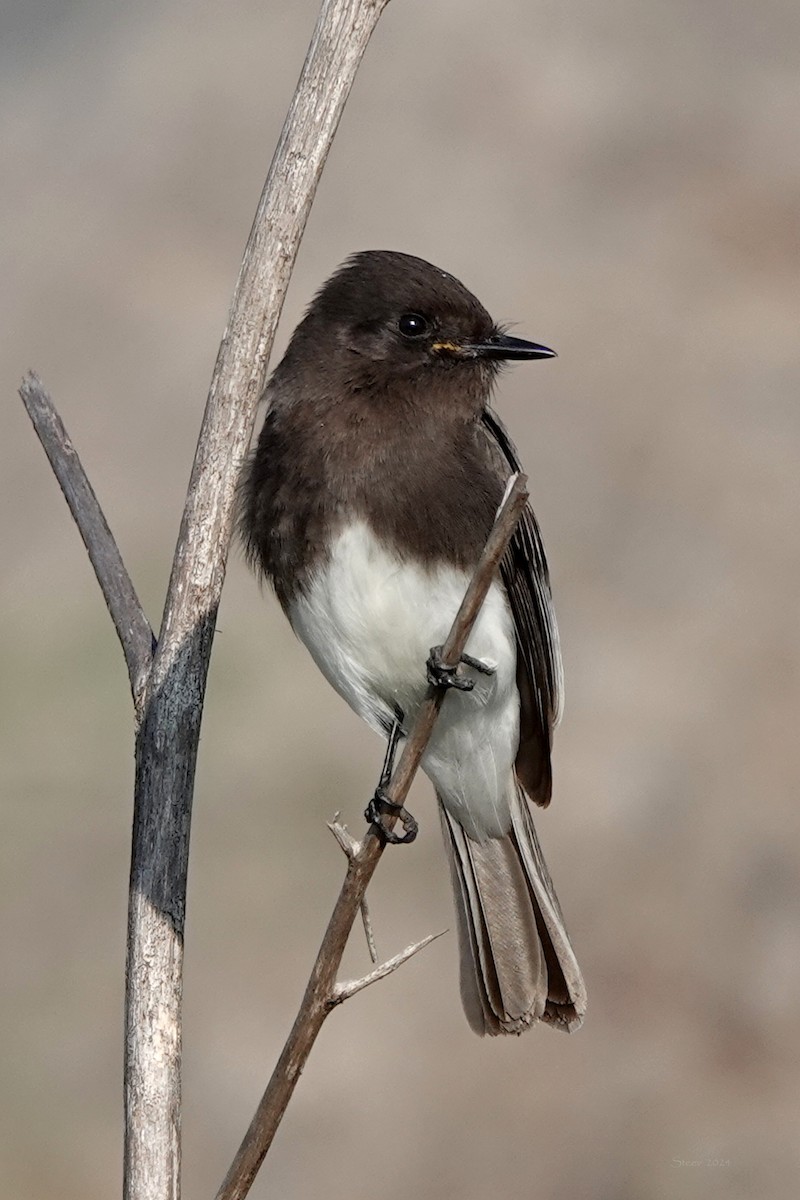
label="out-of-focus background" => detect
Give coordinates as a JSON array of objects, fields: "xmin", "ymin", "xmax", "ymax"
[{"xmin": 2, "ymin": 1, "xmax": 799, "ymax": 1197}]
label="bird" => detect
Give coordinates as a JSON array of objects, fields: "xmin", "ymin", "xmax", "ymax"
[{"xmin": 239, "ymin": 250, "xmax": 586, "ymax": 1035}]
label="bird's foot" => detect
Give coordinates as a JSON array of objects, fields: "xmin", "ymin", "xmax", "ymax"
[
  {"xmin": 460, "ymin": 652, "xmax": 496, "ymax": 677},
  {"xmin": 426, "ymin": 645, "xmax": 496, "ymax": 691},
  {"xmin": 365, "ymin": 787, "xmax": 418, "ymax": 845}
]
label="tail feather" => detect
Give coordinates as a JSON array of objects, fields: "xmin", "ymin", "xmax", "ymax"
[
  {"xmin": 444, "ymin": 819, "xmax": 506, "ymax": 1030},
  {"xmin": 440, "ymin": 783, "xmax": 586, "ymax": 1036}
]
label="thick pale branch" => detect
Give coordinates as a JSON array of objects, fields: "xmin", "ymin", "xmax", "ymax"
[
  {"xmin": 124, "ymin": 4, "xmax": 392, "ymax": 1200},
  {"xmin": 215, "ymin": 473, "xmax": 529, "ymax": 1200},
  {"xmin": 19, "ymin": 3, "xmax": 394, "ymax": 1198},
  {"xmin": 18, "ymin": 373, "xmax": 154, "ymax": 702}
]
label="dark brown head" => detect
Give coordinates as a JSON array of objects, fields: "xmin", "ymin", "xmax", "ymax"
[
  {"xmin": 274, "ymin": 250, "xmax": 555, "ymax": 399},
  {"xmin": 240, "ymin": 251, "xmax": 555, "ymax": 596}
]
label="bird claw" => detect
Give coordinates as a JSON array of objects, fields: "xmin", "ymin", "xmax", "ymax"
[
  {"xmin": 365, "ymin": 787, "xmax": 418, "ymax": 845},
  {"xmin": 427, "ymin": 645, "xmax": 495, "ymax": 691},
  {"xmin": 460, "ymin": 652, "xmax": 496, "ymax": 677}
]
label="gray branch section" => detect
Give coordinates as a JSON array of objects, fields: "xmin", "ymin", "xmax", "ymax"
[
  {"xmin": 19, "ymin": 3, "xmax": 392, "ymax": 1199},
  {"xmin": 18, "ymin": 374, "xmax": 154, "ymax": 701}
]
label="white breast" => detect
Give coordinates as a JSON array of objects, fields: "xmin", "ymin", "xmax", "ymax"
[{"xmin": 289, "ymin": 520, "xmax": 521, "ymax": 838}]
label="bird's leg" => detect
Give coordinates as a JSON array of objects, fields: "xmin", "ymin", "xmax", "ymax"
[
  {"xmin": 426, "ymin": 645, "xmax": 496, "ymax": 691},
  {"xmin": 365, "ymin": 709, "xmax": 418, "ymax": 845},
  {"xmin": 378, "ymin": 711, "xmax": 404, "ymax": 790}
]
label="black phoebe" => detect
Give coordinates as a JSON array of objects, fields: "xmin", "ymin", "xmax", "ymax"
[{"xmin": 240, "ymin": 250, "xmax": 586, "ymax": 1035}]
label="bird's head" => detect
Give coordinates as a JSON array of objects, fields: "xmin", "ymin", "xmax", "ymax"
[{"xmin": 280, "ymin": 250, "xmax": 555, "ymax": 397}]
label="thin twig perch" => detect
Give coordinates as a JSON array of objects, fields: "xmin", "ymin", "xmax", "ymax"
[{"xmin": 215, "ymin": 473, "xmax": 530, "ymax": 1200}]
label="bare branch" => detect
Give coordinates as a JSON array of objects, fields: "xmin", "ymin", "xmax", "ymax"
[
  {"xmin": 330, "ymin": 931, "xmax": 447, "ymax": 1006},
  {"xmin": 327, "ymin": 815, "xmax": 362, "ymax": 858},
  {"xmin": 328, "ymin": 818, "xmax": 377, "ymax": 961},
  {"xmin": 215, "ymin": 473, "xmax": 529, "ymax": 1200},
  {"xmin": 19, "ymin": 2, "xmax": 395, "ymax": 1196},
  {"xmin": 18, "ymin": 373, "xmax": 154, "ymax": 702},
  {"xmin": 123, "ymin": 3, "xmax": 392, "ymax": 1199}
]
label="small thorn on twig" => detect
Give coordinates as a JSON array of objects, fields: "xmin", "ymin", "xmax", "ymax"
[
  {"xmin": 359, "ymin": 897, "xmax": 378, "ymax": 964},
  {"xmin": 327, "ymin": 814, "xmax": 362, "ymax": 858},
  {"xmin": 328, "ymin": 816, "xmax": 377, "ymax": 961},
  {"xmin": 328, "ymin": 929, "xmax": 447, "ymax": 1007}
]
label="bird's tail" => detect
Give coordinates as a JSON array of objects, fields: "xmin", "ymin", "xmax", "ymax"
[{"xmin": 439, "ymin": 782, "xmax": 586, "ymax": 1035}]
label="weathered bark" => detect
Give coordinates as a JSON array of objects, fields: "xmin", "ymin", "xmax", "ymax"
[
  {"xmin": 123, "ymin": 3, "xmax": 393, "ymax": 1196},
  {"xmin": 20, "ymin": 3, "xmax": 393, "ymax": 1198}
]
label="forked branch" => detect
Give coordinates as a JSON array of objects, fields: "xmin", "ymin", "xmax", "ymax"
[
  {"xmin": 19, "ymin": 4, "xmax": 395, "ymax": 1200},
  {"xmin": 19, "ymin": 373, "xmax": 154, "ymax": 703}
]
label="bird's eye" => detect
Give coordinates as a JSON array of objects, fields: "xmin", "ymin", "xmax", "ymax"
[{"xmin": 398, "ymin": 312, "xmax": 430, "ymax": 339}]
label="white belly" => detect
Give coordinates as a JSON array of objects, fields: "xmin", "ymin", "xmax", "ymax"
[{"xmin": 289, "ymin": 520, "xmax": 520, "ymax": 838}]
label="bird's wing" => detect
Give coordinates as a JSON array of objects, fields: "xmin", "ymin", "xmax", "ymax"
[{"xmin": 481, "ymin": 407, "xmax": 564, "ymax": 807}]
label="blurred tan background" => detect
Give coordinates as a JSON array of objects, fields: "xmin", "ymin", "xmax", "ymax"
[{"xmin": 2, "ymin": 1, "xmax": 799, "ymax": 1197}]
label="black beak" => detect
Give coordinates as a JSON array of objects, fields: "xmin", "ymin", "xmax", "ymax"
[{"xmin": 467, "ymin": 333, "xmax": 557, "ymax": 361}]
